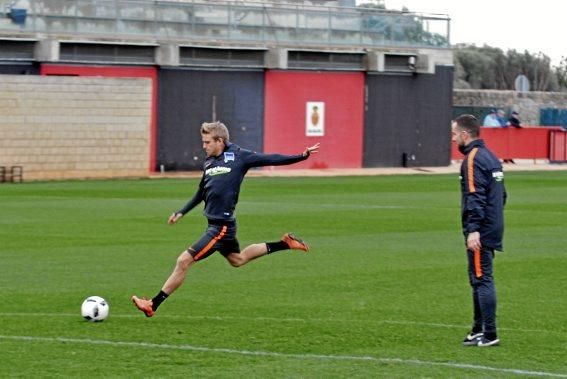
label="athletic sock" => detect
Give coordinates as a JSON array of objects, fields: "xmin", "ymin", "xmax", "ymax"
[
  {"xmin": 151, "ymin": 290, "xmax": 169, "ymax": 311},
  {"xmin": 266, "ymin": 241, "xmax": 289, "ymax": 254}
]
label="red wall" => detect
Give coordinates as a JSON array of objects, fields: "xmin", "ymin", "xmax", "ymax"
[
  {"xmin": 264, "ymin": 70, "xmax": 364, "ymax": 169},
  {"xmin": 41, "ymin": 64, "xmax": 158, "ymax": 172},
  {"xmin": 451, "ymin": 127, "xmax": 563, "ymax": 161}
]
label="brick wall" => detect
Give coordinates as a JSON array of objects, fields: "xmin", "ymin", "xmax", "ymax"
[{"xmin": 0, "ymin": 75, "xmax": 151, "ymax": 181}]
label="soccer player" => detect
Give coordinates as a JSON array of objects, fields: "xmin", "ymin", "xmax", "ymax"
[
  {"xmin": 452, "ymin": 115, "xmax": 506, "ymax": 347},
  {"xmin": 132, "ymin": 121, "xmax": 320, "ymax": 317}
]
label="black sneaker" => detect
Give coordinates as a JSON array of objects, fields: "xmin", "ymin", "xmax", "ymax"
[
  {"xmin": 462, "ymin": 331, "xmax": 483, "ymax": 346},
  {"xmin": 477, "ymin": 336, "xmax": 500, "ymax": 347}
]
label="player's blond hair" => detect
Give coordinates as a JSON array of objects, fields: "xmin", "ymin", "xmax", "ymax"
[{"xmin": 201, "ymin": 121, "xmax": 230, "ymax": 142}]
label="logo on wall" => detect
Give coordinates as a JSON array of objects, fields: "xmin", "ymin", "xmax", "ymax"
[{"xmin": 306, "ymin": 102, "xmax": 324, "ymax": 137}]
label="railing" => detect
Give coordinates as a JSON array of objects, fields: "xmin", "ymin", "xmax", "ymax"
[{"xmin": 0, "ymin": 0, "xmax": 450, "ymax": 49}]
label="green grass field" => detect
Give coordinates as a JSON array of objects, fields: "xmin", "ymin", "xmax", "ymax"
[{"xmin": 1, "ymin": 172, "xmax": 566, "ymax": 378}]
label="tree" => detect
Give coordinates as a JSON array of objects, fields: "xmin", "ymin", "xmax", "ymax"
[
  {"xmin": 454, "ymin": 44, "xmax": 562, "ymax": 92},
  {"xmin": 555, "ymin": 57, "xmax": 567, "ymax": 91},
  {"xmin": 453, "ymin": 45, "xmax": 503, "ymax": 89}
]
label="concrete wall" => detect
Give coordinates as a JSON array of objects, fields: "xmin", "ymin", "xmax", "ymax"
[
  {"xmin": 0, "ymin": 75, "xmax": 151, "ymax": 181},
  {"xmin": 453, "ymin": 89, "xmax": 567, "ymax": 126}
]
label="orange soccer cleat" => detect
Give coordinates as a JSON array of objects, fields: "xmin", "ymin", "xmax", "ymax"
[
  {"xmin": 131, "ymin": 295, "xmax": 154, "ymax": 317},
  {"xmin": 282, "ymin": 233, "xmax": 309, "ymax": 252}
]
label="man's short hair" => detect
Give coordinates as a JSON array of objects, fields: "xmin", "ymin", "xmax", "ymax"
[
  {"xmin": 454, "ymin": 114, "xmax": 480, "ymax": 138},
  {"xmin": 201, "ymin": 121, "xmax": 230, "ymax": 142}
]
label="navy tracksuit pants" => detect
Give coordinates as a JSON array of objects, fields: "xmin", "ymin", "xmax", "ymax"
[{"xmin": 467, "ymin": 248, "xmax": 497, "ymax": 334}]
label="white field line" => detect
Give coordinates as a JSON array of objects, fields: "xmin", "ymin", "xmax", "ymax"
[
  {"xmin": 0, "ymin": 335, "xmax": 566, "ymax": 378},
  {"xmin": 0, "ymin": 312, "xmax": 563, "ymax": 335}
]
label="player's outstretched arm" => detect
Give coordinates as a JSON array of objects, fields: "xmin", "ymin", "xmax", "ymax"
[
  {"xmin": 244, "ymin": 143, "xmax": 321, "ymax": 168},
  {"xmin": 303, "ymin": 142, "xmax": 320, "ymax": 158}
]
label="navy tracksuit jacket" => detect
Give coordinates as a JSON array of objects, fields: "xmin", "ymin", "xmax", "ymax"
[
  {"xmin": 177, "ymin": 142, "xmax": 307, "ymax": 222},
  {"xmin": 459, "ymin": 139, "xmax": 507, "ymax": 251}
]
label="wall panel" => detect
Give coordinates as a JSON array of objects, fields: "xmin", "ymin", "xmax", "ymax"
[
  {"xmin": 364, "ymin": 66, "xmax": 453, "ymax": 167},
  {"xmin": 157, "ymin": 68, "xmax": 264, "ymax": 171},
  {"xmin": 264, "ymin": 70, "xmax": 364, "ymax": 169},
  {"xmin": 0, "ymin": 63, "xmax": 39, "ymax": 75}
]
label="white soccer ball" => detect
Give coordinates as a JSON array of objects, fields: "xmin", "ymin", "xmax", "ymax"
[{"xmin": 81, "ymin": 296, "xmax": 109, "ymax": 322}]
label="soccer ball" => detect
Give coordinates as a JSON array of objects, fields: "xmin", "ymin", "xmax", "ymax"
[{"xmin": 81, "ymin": 296, "xmax": 109, "ymax": 322}]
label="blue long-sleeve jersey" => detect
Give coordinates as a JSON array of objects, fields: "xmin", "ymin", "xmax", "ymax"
[
  {"xmin": 177, "ymin": 142, "xmax": 307, "ymax": 221},
  {"xmin": 459, "ymin": 139, "xmax": 507, "ymax": 250}
]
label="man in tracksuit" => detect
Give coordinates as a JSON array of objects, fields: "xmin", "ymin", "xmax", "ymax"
[
  {"xmin": 133, "ymin": 121, "xmax": 320, "ymax": 317},
  {"xmin": 451, "ymin": 114, "xmax": 506, "ymax": 347}
]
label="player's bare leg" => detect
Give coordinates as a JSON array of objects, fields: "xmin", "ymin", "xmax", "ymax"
[
  {"xmin": 162, "ymin": 250, "xmax": 195, "ymax": 294},
  {"xmin": 225, "ymin": 233, "xmax": 309, "ymax": 267},
  {"xmin": 226, "ymin": 243, "xmax": 267, "ymax": 267},
  {"xmin": 132, "ymin": 250, "xmax": 195, "ymax": 317}
]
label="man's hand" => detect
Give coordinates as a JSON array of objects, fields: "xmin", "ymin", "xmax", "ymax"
[
  {"xmin": 467, "ymin": 231, "xmax": 481, "ymax": 251},
  {"xmin": 168, "ymin": 212, "xmax": 183, "ymax": 225},
  {"xmin": 303, "ymin": 143, "xmax": 320, "ymax": 158}
]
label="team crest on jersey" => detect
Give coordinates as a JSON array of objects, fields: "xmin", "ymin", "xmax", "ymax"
[
  {"xmin": 224, "ymin": 152, "xmax": 235, "ymax": 163},
  {"xmin": 492, "ymin": 171, "xmax": 504, "ymax": 182}
]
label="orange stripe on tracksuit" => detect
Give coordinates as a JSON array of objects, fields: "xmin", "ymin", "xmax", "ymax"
[
  {"xmin": 468, "ymin": 148, "xmax": 482, "ymax": 278},
  {"xmin": 473, "ymin": 248, "xmax": 483, "ymax": 278},
  {"xmin": 194, "ymin": 225, "xmax": 227, "ymax": 261},
  {"xmin": 467, "ymin": 147, "xmax": 478, "ymax": 193}
]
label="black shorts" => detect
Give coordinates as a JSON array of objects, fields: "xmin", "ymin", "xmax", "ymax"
[{"xmin": 188, "ymin": 220, "xmax": 240, "ymax": 261}]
